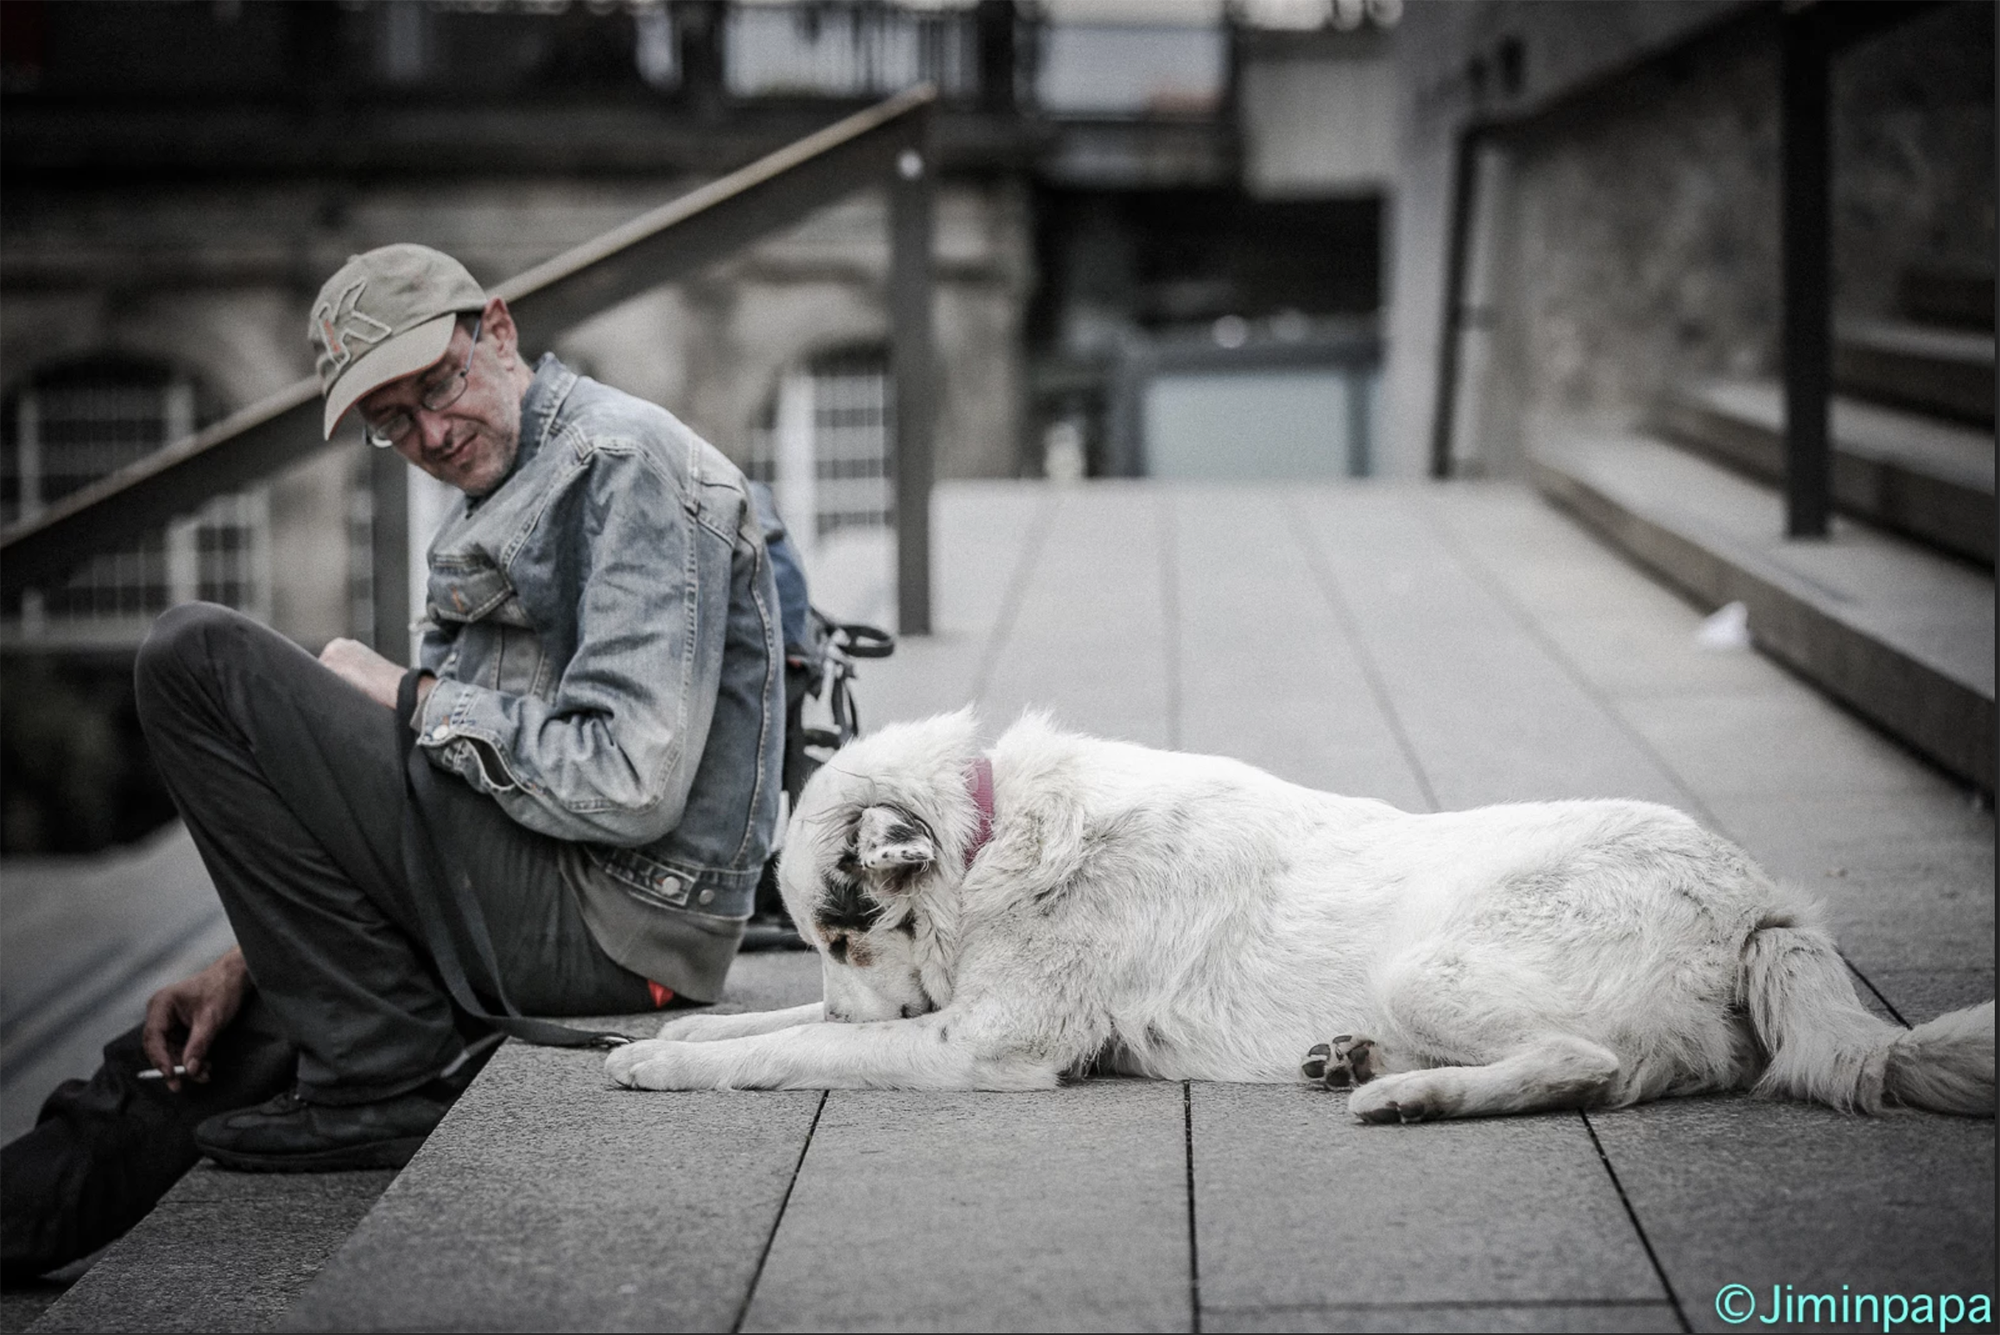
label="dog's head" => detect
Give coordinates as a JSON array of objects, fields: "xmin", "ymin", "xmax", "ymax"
[{"xmin": 777, "ymin": 709, "xmax": 983, "ymax": 1023}]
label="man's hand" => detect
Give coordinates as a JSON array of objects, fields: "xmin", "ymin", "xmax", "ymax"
[
  {"xmin": 319, "ymin": 637, "xmax": 430, "ymax": 711},
  {"xmin": 142, "ymin": 947, "xmax": 250, "ymax": 1092}
]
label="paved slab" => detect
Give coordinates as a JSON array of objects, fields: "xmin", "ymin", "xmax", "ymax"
[
  {"xmin": 1586, "ymin": 1096, "xmax": 1997, "ymax": 1335},
  {"xmin": 1208, "ymin": 1302, "xmax": 1682, "ymax": 1333},
  {"xmin": 1171, "ymin": 489, "xmax": 1430, "ymax": 811},
  {"xmin": 284, "ymin": 953, "xmax": 826, "ymax": 1333},
  {"xmin": 1191, "ymin": 1085, "xmax": 1665, "ymax": 1326},
  {"xmin": 981, "ymin": 484, "xmax": 1175, "ymax": 749},
  {"xmin": 1291, "ymin": 490, "xmax": 1697, "ymax": 811},
  {"xmin": 744, "ymin": 1081, "xmax": 1190, "ymax": 1333}
]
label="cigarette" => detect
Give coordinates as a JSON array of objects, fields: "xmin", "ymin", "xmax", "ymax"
[{"xmin": 136, "ymin": 1066, "xmax": 189, "ymax": 1080}]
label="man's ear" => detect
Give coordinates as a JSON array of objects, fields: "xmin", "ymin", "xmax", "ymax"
[
  {"xmin": 483, "ymin": 296, "xmax": 522, "ymax": 370},
  {"xmin": 853, "ymin": 804, "xmax": 937, "ymax": 890}
]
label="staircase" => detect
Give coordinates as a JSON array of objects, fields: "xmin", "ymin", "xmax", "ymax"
[
  {"xmin": 23, "ymin": 955, "xmax": 825, "ymax": 1333},
  {"xmin": 1532, "ymin": 268, "xmax": 1996, "ymax": 794}
]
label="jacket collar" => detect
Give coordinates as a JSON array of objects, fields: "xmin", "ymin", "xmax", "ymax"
[
  {"xmin": 466, "ymin": 354, "xmax": 576, "ymax": 510},
  {"xmin": 515, "ymin": 354, "xmax": 577, "ymax": 473}
]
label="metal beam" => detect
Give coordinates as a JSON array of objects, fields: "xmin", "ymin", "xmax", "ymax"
[
  {"xmin": 369, "ymin": 445, "xmax": 411, "ymax": 657},
  {"xmin": 1, "ymin": 85, "xmax": 938, "ymax": 603},
  {"xmin": 1780, "ymin": 9, "xmax": 1830, "ymax": 539},
  {"xmin": 888, "ymin": 109, "xmax": 937, "ymax": 636},
  {"xmin": 1428, "ymin": 126, "xmax": 1482, "ymax": 480}
]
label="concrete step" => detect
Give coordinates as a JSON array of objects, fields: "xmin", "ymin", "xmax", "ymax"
[
  {"xmin": 25, "ymin": 1168, "xmax": 394, "ymax": 1334},
  {"xmin": 1530, "ymin": 426, "xmax": 1995, "ymax": 793},
  {"xmin": 1899, "ymin": 267, "xmax": 1995, "ymax": 332},
  {"xmin": 14, "ymin": 953, "xmax": 823, "ymax": 1334},
  {"xmin": 1650, "ymin": 378, "xmax": 1995, "ymax": 565},
  {"xmin": 1836, "ymin": 318, "xmax": 1995, "ymax": 428},
  {"xmin": 280, "ymin": 952, "xmax": 826, "ymax": 1332}
]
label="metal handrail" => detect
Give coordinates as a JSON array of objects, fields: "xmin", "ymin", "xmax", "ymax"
[
  {"xmin": 1427, "ymin": 0, "xmax": 1938, "ymax": 518},
  {"xmin": 3, "ymin": 85, "xmax": 938, "ymax": 634}
]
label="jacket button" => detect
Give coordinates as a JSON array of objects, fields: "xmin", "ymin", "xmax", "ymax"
[
  {"xmin": 698, "ymin": 888, "xmax": 715, "ymax": 905},
  {"xmin": 429, "ymin": 724, "xmax": 449, "ymax": 742},
  {"xmin": 660, "ymin": 875, "xmax": 681, "ymax": 897}
]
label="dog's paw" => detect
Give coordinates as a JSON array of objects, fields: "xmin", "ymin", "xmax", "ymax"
[
  {"xmin": 606, "ymin": 1038, "xmax": 689, "ymax": 1090},
  {"xmin": 1302, "ymin": 1034, "xmax": 1381, "ymax": 1089},
  {"xmin": 1348, "ymin": 1070, "xmax": 1457, "ymax": 1124},
  {"xmin": 654, "ymin": 1011, "xmax": 734, "ymax": 1042}
]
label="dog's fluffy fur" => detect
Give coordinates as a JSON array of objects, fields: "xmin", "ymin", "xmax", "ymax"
[{"xmin": 607, "ymin": 711, "xmax": 1995, "ymax": 1122}]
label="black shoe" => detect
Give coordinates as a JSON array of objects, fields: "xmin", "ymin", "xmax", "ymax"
[
  {"xmin": 739, "ymin": 858, "xmax": 812, "ymax": 952},
  {"xmin": 738, "ymin": 909, "xmax": 812, "ymax": 952},
  {"xmin": 193, "ymin": 1081, "xmax": 457, "ymax": 1173}
]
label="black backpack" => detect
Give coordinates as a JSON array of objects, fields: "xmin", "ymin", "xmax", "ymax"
[{"xmin": 744, "ymin": 484, "xmax": 894, "ymax": 949}]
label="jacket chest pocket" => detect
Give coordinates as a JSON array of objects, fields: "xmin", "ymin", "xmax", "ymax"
[
  {"xmin": 428, "ymin": 561, "xmax": 550, "ymax": 700},
  {"xmin": 428, "ymin": 561, "xmax": 512, "ymax": 623}
]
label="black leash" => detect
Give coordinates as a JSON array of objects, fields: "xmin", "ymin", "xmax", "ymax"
[{"xmin": 393, "ymin": 670, "xmax": 630, "ymax": 1051}]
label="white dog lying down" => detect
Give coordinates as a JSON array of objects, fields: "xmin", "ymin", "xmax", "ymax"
[{"xmin": 607, "ymin": 711, "xmax": 1995, "ymax": 1122}]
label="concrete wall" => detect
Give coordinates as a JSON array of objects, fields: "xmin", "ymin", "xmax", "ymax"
[
  {"xmin": 2, "ymin": 173, "xmax": 1032, "ymax": 647},
  {"xmin": 1832, "ymin": 1, "xmax": 1997, "ymax": 319},
  {"xmin": 1379, "ymin": 0, "xmax": 1758, "ymax": 478},
  {"xmin": 1498, "ymin": 29, "xmax": 1782, "ymax": 418},
  {"xmin": 1382, "ymin": 0, "xmax": 1996, "ymax": 479}
]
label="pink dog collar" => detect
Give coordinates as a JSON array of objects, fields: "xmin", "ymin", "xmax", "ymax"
[{"xmin": 964, "ymin": 755, "xmax": 995, "ymax": 868}]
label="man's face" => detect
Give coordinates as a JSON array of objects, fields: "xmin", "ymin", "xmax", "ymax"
[{"xmin": 357, "ymin": 306, "xmax": 524, "ymax": 498}]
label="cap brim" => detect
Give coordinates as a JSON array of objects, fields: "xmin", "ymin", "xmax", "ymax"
[{"xmin": 321, "ymin": 314, "xmax": 459, "ymax": 439}]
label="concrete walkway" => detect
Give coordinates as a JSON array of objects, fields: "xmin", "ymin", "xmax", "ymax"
[{"xmin": 17, "ymin": 479, "xmax": 1997, "ymax": 1333}]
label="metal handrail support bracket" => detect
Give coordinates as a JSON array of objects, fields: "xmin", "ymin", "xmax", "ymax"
[
  {"xmin": 1, "ymin": 86, "xmax": 942, "ymax": 635},
  {"xmin": 1780, "ymin": 3, "xmax": 1831, "ymax": 540}
]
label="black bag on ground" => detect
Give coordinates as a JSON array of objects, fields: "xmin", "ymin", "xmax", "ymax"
[
  {"xmin": 741, "ymin": 605, "xmax": 894, "ymax": 950},
  {"xmin": 744, "ymin": 480, "xmax": 895, "ymax": 947}
]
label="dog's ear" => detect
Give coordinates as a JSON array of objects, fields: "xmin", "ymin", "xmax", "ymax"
[{"xmin": 852, "ymin": 804, "xmax": 937, "ymax": 891}]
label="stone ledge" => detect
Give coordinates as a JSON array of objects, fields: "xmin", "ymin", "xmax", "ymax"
[
  {"xmin": 1531, "ymin": 430, "xmax": 1994, "ymax": 792},
  {"xmin": 283, "ymin": 952, "xmax": 824, "ymax": 1333},
  {"xmin": 1651, "ymin": 379, "xmax": 1994, "ymax": 563}
]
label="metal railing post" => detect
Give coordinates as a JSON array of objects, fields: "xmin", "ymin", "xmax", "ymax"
[
  {"xmin": 369, "ymin": 446, "xmax": 411, "ymax": 658},
  {"xmin": 889, "ymin": 107, "xmax": 936, "ymax": 636},
  {"xmin": 1429, "ymin": 126, "xmax": 1482, "ymax": 480},
  {"xmin": 1780, "ymin": 7, "xmax": 1831, "ymax": 539},
  {"xmin": 974, "ymin": 0, "xmax": 1016, "ymax": 115}
]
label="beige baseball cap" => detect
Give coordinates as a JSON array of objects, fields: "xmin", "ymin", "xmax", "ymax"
[{"xmin": 309, "ymin": 244, "xmax": 489, "ymax": 439}]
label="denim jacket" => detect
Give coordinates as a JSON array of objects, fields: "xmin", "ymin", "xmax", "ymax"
[{"xmin": 412, "ymin": 356, "xmax": 783, "ymax": 992}]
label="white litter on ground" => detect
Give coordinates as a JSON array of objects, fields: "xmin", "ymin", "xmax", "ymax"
[{"xmin": 1694, "ymin": 600, "xmax": 1752, "ymax": 651}]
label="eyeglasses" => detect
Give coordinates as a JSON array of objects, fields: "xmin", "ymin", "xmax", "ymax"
[{"xmin": 361, "ymin": 316, "xmax": 482, "ymax": 449}]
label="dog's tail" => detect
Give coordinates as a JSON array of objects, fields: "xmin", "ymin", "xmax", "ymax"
[{"xmin": 1741, "ymin": 921, "xmax": 1995, "ymax": 1116}]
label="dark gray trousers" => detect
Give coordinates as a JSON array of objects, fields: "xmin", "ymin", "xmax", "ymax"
[{"xmin": 132, "ymin": 602, "xmax": 653, "ymax": 1102}]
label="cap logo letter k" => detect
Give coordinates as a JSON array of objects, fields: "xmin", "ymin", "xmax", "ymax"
[{"xmin": 314, "ymin": 280, "xmax": 393, "ymax": 370}]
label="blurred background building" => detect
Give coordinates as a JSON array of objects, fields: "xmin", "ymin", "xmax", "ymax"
[{"xmin": 0, "ymin": 0, "xmax": 1991, "ymax": 854}]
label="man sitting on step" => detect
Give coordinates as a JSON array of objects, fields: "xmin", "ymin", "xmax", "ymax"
[{"xmin": 2, "ymin": 244, "xmax": 789, "ymax": 1279}]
